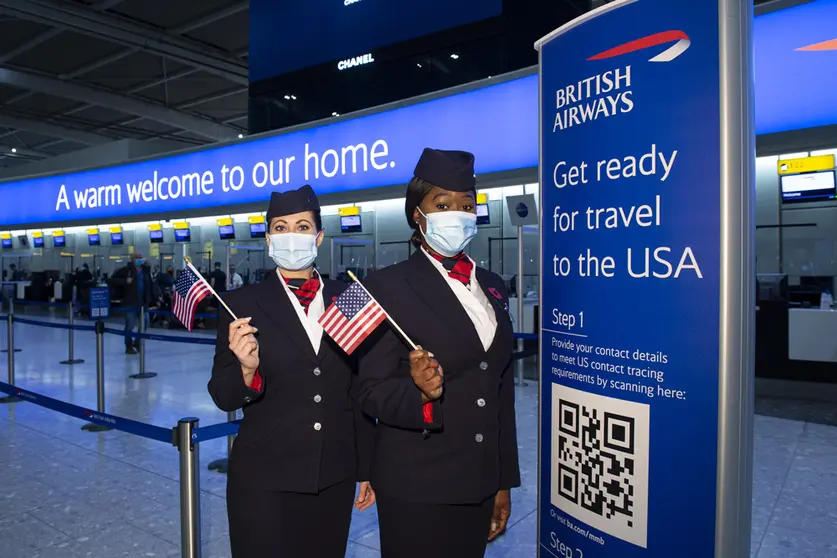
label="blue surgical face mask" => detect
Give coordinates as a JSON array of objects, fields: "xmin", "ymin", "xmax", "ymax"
[
  {"xmin": 268, "ymin": 233, "xmax": 318, "ymax": 271},
  {"xmin": 135, "ymin": 259, "xmax": 144, "ymax": 267},
  {"xmin": 419, "ymin": 209, "xmax": 478, "ymax": 258}
]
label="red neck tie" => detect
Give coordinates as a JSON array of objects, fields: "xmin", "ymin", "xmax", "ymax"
[
  {"xmin": 286, "ymin": 276, "xmax": 320, "ymax": 314},
  {"xmin": 432, "ymin": 253, "xmax": 473, "ymax": 286}
]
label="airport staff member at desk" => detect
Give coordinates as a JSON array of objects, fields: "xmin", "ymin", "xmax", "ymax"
[
  {"xmin": 208, "ymin": 185, "xmax": 376, "ymax": 558},
  {"xmin": 357, "ymin": 148, "xmax": 520, "ymax": 558}
]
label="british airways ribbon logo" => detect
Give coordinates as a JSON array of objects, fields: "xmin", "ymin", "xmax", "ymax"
[
  {"xmin": 588, "ymin": 30, "xmax": 692, "ymax": 63},
  {"xmin": 797, "ymin": 38, "xmax": 837, "ymax": 52}
]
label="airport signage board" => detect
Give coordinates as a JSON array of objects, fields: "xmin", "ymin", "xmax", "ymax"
[
  {"xmin": 537, "ymin": 0, "xmax": 753, "ymax": 557},
  {"xmin": 0, "ymin": 75, "xmax": 537, "ymax": 228},
  {"xmin": 89, "ymin": 287, "xmax": 110, "ymax": 320},
  {"xmin": 777, "ymin": 153, "xmax": 835, "ymax": 175}
]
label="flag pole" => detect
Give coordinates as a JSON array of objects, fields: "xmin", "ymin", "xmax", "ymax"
[
  {"xmin": 346, "ymin": 270, "xmax": 417, "ymax": 350},
  {"xmin": 184, "ymin": 257, "xmax": 238, "ymax": 320}
]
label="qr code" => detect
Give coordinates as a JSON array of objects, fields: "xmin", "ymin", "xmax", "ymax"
[{"xmin": 551, "ymin": 384, "xmax": 650, "ymax": 548}]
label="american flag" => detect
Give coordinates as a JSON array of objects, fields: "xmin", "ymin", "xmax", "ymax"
[
  {"xmin": 173, "ymin": 267, "xmax": 212, "ymax": 331},
  {"xmin": 319, "ymin": 282, "xmax": 387, "ymax": 355}
]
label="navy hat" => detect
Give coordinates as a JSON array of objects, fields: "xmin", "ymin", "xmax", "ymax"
[
  {"xmin": 266, "ymin": 185, "xmax": 320, "ymax": 222},
  {"xmin": 413, "ymin": 148, "xmax": 476, "ymax": 192}
]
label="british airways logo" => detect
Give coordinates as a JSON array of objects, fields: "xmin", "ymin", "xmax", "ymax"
[
  {"xmin": 553, "ymin": 67, "xmax": 633, "ymax": 132},
  {"xmin": 588, "ymin": 30, "xmax": 692, "ymax": 63},
  {"xmin": 551, "ymin": 30, "xmax": 691, "ymax": 132}
]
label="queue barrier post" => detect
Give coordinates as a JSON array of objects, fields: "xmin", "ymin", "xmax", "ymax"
[
  {"xmin": 60, "ymin": 298, "xmax": 84, "ymax": 365},
  {"xmin": 82, "ymin": 321, "xmax": 112, "ymax": 432},
  {"xmin": 515, "ymin": 225, "xmax": 528, "ymax": 387},
  {"xmin": 178, "ymin": 418, "xmax": 202, "ymax": 558},
  {"xmin": 207, "ymin": 410, "xmax": 236, "ymax": 474},
  {"xmin": 0, "ymin": 306, "xmax": 21, "ymax": 404},
  {"xmin": 1, "ymin": 294, "xmax": 20, "ymax": 354},
  {"xmin": 130, "ymin": 306, "xmax": 157, "ymax": 380}
]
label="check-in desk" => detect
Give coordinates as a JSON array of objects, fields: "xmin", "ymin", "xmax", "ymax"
[
  {"xmin": 756, "ymin": 301, "xmax": 837, "ymax": 383},
  {"xmin": 789, "ymin": 308, "xmax": 837, "ymax": 363}
]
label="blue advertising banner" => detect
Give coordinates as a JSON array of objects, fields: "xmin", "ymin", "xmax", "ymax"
[
  {"xmin": 537, "ymin": 1, "xmax": 722, "ymax": 556},
  {"xmin": 88, "ymin": 287, "xmax": 110, "ymax": 320},
  {"xmin": 0, "ymin": 76, "xmax": 537, "ymax": 228}
]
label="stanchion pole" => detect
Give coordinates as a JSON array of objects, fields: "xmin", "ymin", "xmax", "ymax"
[
  {"xmin": 178, "ymin": 418, "xmax": 202, "ymax": 558},
  {"xmin": 1, "ymin": 295, "xmax": 21, "ymax": 354},
  {"xmin": 130, "ymin": 306, "xmax": 157, "ymax": 379},
  {"xmin": 515, "ymin": 225, "xmax": 528, "ymax": 387},
  {"xmin": 60, "ymin": 297, "xmax": 84, "ymax": 365},
  {"xmin": 83, "ymin": 321, "xmax": 111, "ymax": 432},
  {"xmin": 0, "ymin": 306, "xmax": 22, "ymax": 404},
  {"xmin": 208, "ymin": 410, "xmax": 236, "ymax": 474}
]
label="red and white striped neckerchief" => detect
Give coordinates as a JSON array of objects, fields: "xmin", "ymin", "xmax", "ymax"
[
  {"xmin": 284, "ymin": 275, "xmax": 321, "ymax": 314},
  {"xmin": 431, "ymin": 252, "xmax": 473, "ymax": 287}
]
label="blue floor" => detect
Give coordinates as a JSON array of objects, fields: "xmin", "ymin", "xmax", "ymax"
[{"xmin": 0, "ymin": 315, "xmax": 836, "ymax": 557}]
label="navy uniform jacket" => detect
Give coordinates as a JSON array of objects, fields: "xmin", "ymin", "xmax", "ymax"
[
  {"xmin": 208, "ymin": 272, "xmax": 376, "ymax": 493},
  {"xmin": 356, "ymin": 251, "xmax": 521, "ymax": 504}
]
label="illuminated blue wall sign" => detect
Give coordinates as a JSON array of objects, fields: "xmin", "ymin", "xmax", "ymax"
[
  {"xmin": 754, "ymin": 0, "xmax": 837, "ymax": 135},
  {"xmin": 0, "ymin": 0, "xmax": 829, "ymax": 228},
  {"xmin": 0, "ymin": 76, "xmax": 537, "ymax": 228}
]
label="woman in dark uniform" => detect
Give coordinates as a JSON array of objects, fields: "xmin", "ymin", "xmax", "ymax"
[
  {"xmin": 208, "ymin": 185, "xmax": 376, "ymax": 558},
  {"xmin": 357, "ymin": 148, "xmax": 521, "ymax": 557}
]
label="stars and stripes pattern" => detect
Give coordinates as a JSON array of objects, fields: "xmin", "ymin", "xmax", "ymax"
[
  {"xmin": 173, "ymin": 267, "xmax": 212, "ymax": 331},
  {"xmin": 319, "ymin": 282, "xmax": 386, "ymax": 355},
  {"xmin": 432, "ymin": 252, "xmax": 474, "ymax": 286}
]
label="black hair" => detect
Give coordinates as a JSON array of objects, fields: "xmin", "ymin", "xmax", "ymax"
[
  {"xmin": 215, "ymin": 262, "xmax": 221, "ymax": 268},
  {"xmin": 404, "ymin": 176, "xmax": 436, "ymax": 247}
]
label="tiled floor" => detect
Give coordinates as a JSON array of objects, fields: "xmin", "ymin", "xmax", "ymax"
[{"xmin": 0, "ymin": 316, "xmax": 836, "ymax": 557}]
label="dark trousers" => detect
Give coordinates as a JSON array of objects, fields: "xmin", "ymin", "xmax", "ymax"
[
  {"xmin": 227, "ymin": 479, "xmax": 355, "ymax": 558},
  {"xmin": 123, "ymin": 310, "xmax": 148, "ymax": 348},
  {"xmin": 377, "ymin": 494, "xmax": 495, "ymax": 558}
]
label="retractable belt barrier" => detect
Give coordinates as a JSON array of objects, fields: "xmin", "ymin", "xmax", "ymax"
[
  {"xmin": 0, "ymin": 380, "xmax": 236, "ymax": 443},
  {"xmin": 16, "ymin": 299, "xmax": 218, "ymax": 321}
]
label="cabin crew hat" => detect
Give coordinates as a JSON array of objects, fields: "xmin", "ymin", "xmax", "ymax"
[
  {"xmin": 266, "ymin": 185, "xmax": 320, "ymax": 222},
  {"xmin": 413, "ymin": 148, "xmax": 476, "ymax": 192}
]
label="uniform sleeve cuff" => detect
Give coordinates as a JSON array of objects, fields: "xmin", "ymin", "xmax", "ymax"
[
  {"xmin": 420, "ymin": 397, "xmax": 442, "ymax": 431},
  {"xmin": 249, "ymin": 369, "xmax": 263, "ymax": 393},
  {"xmin": 422, "ymin": 401, "xmax": 433, "ymax": 423}
]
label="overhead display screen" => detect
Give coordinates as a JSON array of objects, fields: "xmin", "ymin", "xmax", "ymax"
[
  {"xmin": 755, "ymin": 0, "xmax": 837, "ymax": 135},
  {"xmin": 781, "ymin": 171, "xmax": 837, "ymax": 203},
  {"xmin": 249, "ymin": 0, "xmax": 503, "ymax": 81}
]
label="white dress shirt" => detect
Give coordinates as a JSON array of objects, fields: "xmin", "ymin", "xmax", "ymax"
[
  {"xmin": 422, "ymin": 249, "xmax": 498, "ymax": 351},
  {"xmin": 276, "ymin": 268, "xmax": 325, "ymax": 354}
]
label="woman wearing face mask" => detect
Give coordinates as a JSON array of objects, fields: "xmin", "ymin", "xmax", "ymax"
[
  {"xmin": 208, "ymin": 185, "xmax": 376, "ymax": 558},
  {"xmin": 356, "ymin": 149, "xmax": 520, "ymax": 557}
]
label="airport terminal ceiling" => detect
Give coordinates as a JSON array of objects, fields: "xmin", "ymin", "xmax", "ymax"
[{"xmin": 0, "ymin": 0, "xmax": 250, "ymax": 172}]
